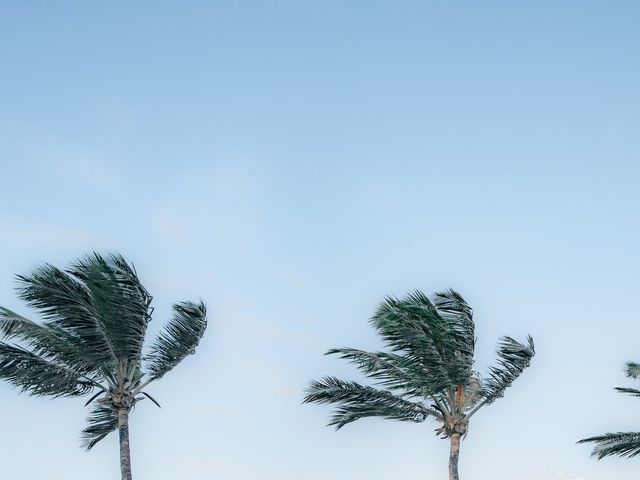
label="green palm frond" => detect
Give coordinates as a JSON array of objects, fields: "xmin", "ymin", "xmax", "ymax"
[
  {"xmin": 0, "ymin": 342, "xmax": 93, "ymax": 397},
  {"xmin": 482, "ymin": 335, "xmax": 535, "ymax": 405},
  {"xmin": 625, "ymin": 362, "xmax": 640, "ymax": 379},
  {"xmin": 578, "ymin": 432, "xmax": 640, "ymax": 459},
  {"xmin": 144, "ymin": 301, "xmax": 207, "ymax": 381},
  {"xmin": 370, "ymin": 291, "xmax": 465, "ymax": 393},
  {"xmin": 578, "ymin": 360, "xmax": 640, "ymax": 461},
  {"xmin": 81, "ymin": 402, "xmax": 119, "ymax": 451},
  {"xmin": 69, "ymin": 253, "xmax": 152, "ymax": 363},
  {"xmin": 325, "ymin": 348, "xmax": 430, "ymax": 394},
  {"xmin": 303, "ymin": 376, "xmax": 436, "ymax": 429},
  {"xmin": 615, "ymin": 387, "xmax": 640, "ymax": 398},
  {"xmin": 432, "ymin": 289, "xmax": 476, "ymax": 385},
  {"xmin": 0, "ymin": 307, "xmax": 97, "ymax": 376},
  {"xmin": 15, "ymin": 262, "xmax": 118, "ymax": 367}
]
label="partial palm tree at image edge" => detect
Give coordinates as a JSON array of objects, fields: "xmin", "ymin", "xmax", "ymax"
[
  {"xmin": 304, "ymin": 289, "xmax": 535, "ymax": 480},
  {"xmin": 578, "ymin": 361, "xmax": 640, "ymax": 460},
  {"xmin": 0, "ymin": 253, "xmax": 208, "ymax": 480}
]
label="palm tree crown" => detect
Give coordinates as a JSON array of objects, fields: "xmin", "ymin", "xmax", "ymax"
[
  {"xmin": 578, "ymin": 361, "xmax": 640, "ymax": 459},
  {"xmin": 304, "ymin": 289, "xmax": 535, "ymax": 480},
  {"xmin": 0, "ymin": 253, "xmax": 207, "ymax": 477}
]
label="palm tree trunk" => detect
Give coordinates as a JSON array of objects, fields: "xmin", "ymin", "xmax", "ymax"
[
  {"xmin": 449, "ymin": 433, "xmax": 461, "ymax": 480},
  {"xmin": 118, "ymin": 408, "xmax": 133, "ymax": 480}
]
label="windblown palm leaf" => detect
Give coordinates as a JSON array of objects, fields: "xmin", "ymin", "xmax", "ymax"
[
  {"xmin": 145, "ymin": 301, "xmax": 207, "ymax": 381},
  {"xmin": 304, "ymin": 289, "xmax": 535, "ymax": 480},
  {"xmin": 626, "ymin": 362, "xmax": 640, "ymax": 379},
  {"xmin": 579, "ymin": 432, "xmax": 640, "ymax": 459},
  {"xmin": 81, "ymin": 402, "xmax": 120, "ymax": 450},
  {"xmin": 578, "ymin": 361, "xmax": 640, "ymax": 461},
  {"xmin": 482, "ymin": 335, "xmax": 535, "ymax": 404},
  {"xmin": 0, "ymin": 253, "xmax": 208, "ymax": 480},
  {"xmin": 307, "ymin": 376, "xmax": 436, "ymax": 428}
]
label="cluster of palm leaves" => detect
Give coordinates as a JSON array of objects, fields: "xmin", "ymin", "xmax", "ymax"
[
  {"xmin": 0, "ymin": 253, "xmax": 207, "ymax": 480},
  {"xmin": 303, "ymin": 290, "xmax": 640, "ymax": 479},
  {"xmin": 578, "ymin": 361, "xmax": 640, "ymax": 459},
  {"xmin": 304, "ymin": 290, "xmax": 535, "ymax": 480},
  {"xmin": 0, "ymin": 253, "xmax": 637, "ymax": 480}
]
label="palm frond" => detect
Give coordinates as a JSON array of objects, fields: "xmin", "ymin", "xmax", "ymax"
[
  {"xmin": 81, "ymin": 402, "xmax": 118, "ymax": 450},
  {"xmin": 615, "ymin": 387, "xmax": 640, "ymax": 398},
  {"xmin": 482, "ymin": 335, "xmax": 535, "ymax": 405},
  {"xmin": 303, "ymin": 376, "xmax": 437, "ymax": 429},
  {"xmin": 432, "ymin": 289, "xmax": 476, "ymax": 384},
  {"xmin": 14, "ymin": 262, "xmax": 117, "ymax": 367},
  {"xmin": 370, "ymin": 291, "xmax": 469, "ymax": 393},
  {"xmin": 144, "ymin": 301, "xmax": 207, "ymax": 381},
  {"xmin": 578, "ymin": 432, "xmax": 640, "ymax": 459},
  {"xmin": 0, "ymin": 341, "xmax": 93, "ymax": 397},
  {"xmin": 625, "ymin": 362, "xmax": 640, "ymax": 379},
  {"xmin": 326, "ymin": 347, "xmax": 431, "ymax": 396},
  {"xmin": 0, "ymin": 307, "xmax": 97, "ymax": 376},
  {"xmin": 69, "ymin": 253, "xmax": 152, "ymax": 363}
]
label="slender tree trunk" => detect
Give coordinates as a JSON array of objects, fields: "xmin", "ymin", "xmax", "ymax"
[
  {"xmin": 449, "ymin": 433, "xmax": 461, "ymax": 480},
  {"xmin": 118, "ymin": 408, "xmax": 133, "ymax": 480}
]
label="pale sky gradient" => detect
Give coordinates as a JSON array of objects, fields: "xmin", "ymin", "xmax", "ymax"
[{"xmin": 1, "ymin": 2, "xmax": 639, "ymax": 479}]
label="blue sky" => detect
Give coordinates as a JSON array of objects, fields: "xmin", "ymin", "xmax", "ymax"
[{"xmin": 1, "ymin": 1, "xmax": 639, "ymax": 479}]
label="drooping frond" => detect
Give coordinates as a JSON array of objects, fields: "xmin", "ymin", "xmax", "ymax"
[
  {"xmin": 144, "ymin": 301, "xmax": 207, "ymax": 381},
  {"xmin": 482, "ymin": 335, "xmax": 535, "ymax": 405},
  {"xmin": 578, "ymin": 432, "xmax": 640, "ymax": 459},
  {"xmin": 614, "ymin": 387, "xmax": 640, "ymax": 398},
  {"xmin": 370, "ymin": 291, "xmax": 472, "ymax": 393},
  {"xmin": 0, "ymin": 307, "xmax": 42, "ymax": 338},
  {"xmin": 14, "ymin": 262, "xmax": 118, "ymax": 368},
  {"xmin": 303, "ymin": 376, "xmax": 437, "ymax": 429},
  {"xmin": 69, "ymin": 253, "xmax": 152, "ymax": 363},
  {"xmin": 81, "ymin": 402, "xmax": 118, "ymax": 451},
  {"xmin": 432, "ymin": 289, "xmax": 476, "ymax": 384},
  {"xmin": 0, "ymin": 307, "xmax": 97, "ymax": 376},
  {"xmin": 0, "ymin": 342, "xmax": 93, "ymax": 397},
  {"xmin": 326, "ymin": 348, "xmax": 432, "ymax": 396},
  {"xmin": 625, "ymin": 362, "xmax": 640, "ymax": 379}
]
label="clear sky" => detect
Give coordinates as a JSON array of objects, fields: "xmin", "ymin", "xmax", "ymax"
[{"xmin": 0, "ymin": 1, "xmax": 639, "ymax": 479}]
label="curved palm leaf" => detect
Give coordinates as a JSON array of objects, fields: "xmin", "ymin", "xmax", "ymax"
[
  {"xmin": 432, "ymin": 289, "xmax": 475, "ymax": 384},
  {"xmin": 144, "ymin": 301, "xmax": 207, "ymax": 381},
  {"xmin": 15, "ymin": 262, "xmax": 118, "ymax": 367},
  {"xmin": 370, "ymin": 291, "xmax": 465, "ymax": 393},
  {"xmin": 578, "ymin": 432, "xmax": 640, "ymax": 459},
  {"xmin": 304, "ymin": 376, "xmax": 436, "ymax": 429},
  {"xmin": 579, "ymin": 359, "xmax": 640, "ymax": 461},
  {"xmin": 326, "ymin": 348, "xmax": 439, "ymax": 395},
  {"xmin": 0, "ymin": 342, "xmax": 93, "ymax": 397},
  {"xmin": 69, "ymin": 253, "xmax": 152, "ymax": 363},
  {"xmin": 81, "ymin": 402, "xmax": 119, "ymax": 451},
  {"xmin": 625, "ymin": 362, "xmax": 640, "ymax": 379},
  {"xmin": 482, "ymin": 335, "xmax": 535, "ymax": 405},
  {"xmin": 615, "ymin": 387, "xmax": 640, "ymax": 398},
  {"xmin": 0, "ymin": 307, "xmax": 98, "ymax": 376}
]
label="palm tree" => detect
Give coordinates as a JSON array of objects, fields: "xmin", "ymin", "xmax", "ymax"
[
  {"xmin": 0, "ymin": 253, "xmax": 208, "ymax": 480},
  {"xmin": 304, "ymin": 290, "xmax": 535, "ymax": 480},
  {"xmin": 578, "ymin": 361, "xmax": 640, "ymax": 459}
]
